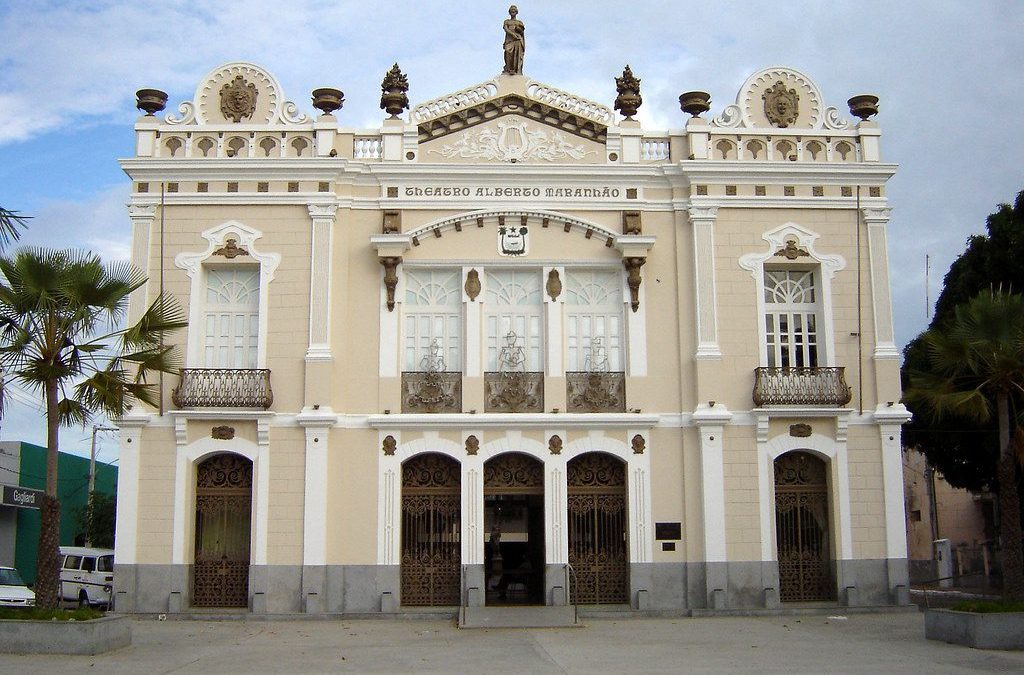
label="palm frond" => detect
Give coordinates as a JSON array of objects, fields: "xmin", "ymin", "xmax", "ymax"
[{"xmin": 0, "ymin": 208, "xmax": 29, "ymax": 251}]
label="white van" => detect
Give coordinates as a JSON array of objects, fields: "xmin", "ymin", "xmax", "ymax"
[{"xmin": 59, "ymin": 546, "xmax": 114, "ymax": 609}]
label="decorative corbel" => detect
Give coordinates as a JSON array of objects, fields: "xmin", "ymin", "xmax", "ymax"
[
  {"xmin": 380, "ymin": 256, "xmax": 402, "ymax": 311},
  {"xmin": 546, "ymin": 269, "xmax": 562, "ymax": 301},
  {"xmin": 623, "ymin": 257, "xmax": 646, "ymax": 312}
]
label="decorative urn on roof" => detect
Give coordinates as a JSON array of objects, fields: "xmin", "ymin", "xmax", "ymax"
[
  {"xmin": 847, "ymin": 94, "xmax": 879, "ymax": 120},
  {"xmin": 614, "ymin": 65, "xmax": 642, "ymax": 120},
  {"xmin": 380, "ymin": 64, "xmax": 410, "ymax": 119},
  {"xmin": 311, "ymin": 88, "xmax": 344, "ymax": 116},
  {"xmin": 135, "ymin": 88, "xmax": 168, "ymax": 116},
  {"xmin": 679, "ymin": 91, "xmax": 711, "ymax": 117}
]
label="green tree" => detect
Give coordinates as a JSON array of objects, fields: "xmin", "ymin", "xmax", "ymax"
[
  {"xmin": 0, "ymin": 207, "xmax": 28, "ymax": 251},
  {"xmin": 903, "ymin": 190, "xmax": 1024, "ymax": 490},
  {"xmin": 904, "ymin": 291, "xmax": 1024, "ymax": 600},
  {"xmin": 0, "ymin": 249, "xmax": 185, "ymax": 608},
  {"xmin": 75, "ymin": 492, "xmax": 116, "ymax": 549}
]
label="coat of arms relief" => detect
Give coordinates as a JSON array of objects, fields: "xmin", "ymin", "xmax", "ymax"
[
  {"xmin": 220, "ymin": 75, "xmax": 258, "ymax": 122},
  {"xmin": 762, "ymin": 80, "xmax": 799, "ymax": 128},
  {"xmin": 428, "ymin": 119, "xmax": 596, "ymax": 162}
]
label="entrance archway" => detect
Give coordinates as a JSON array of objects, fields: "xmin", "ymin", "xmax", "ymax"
[
  {"xmin": 401, "ymin": 453, "xmax": 461, "ymax": 606},
  {"xmin": 484, "ymin": 453, "xmax": 545, "ymax": 605},
  {"xmin": 567, "ymin": 452, "xmax": 628, "ymax": 604},
  {"xmin": 193, "ymin": 453, "xmax": 252, "ymax": 607},
  {"xmin": 774, "ymin": 450, "xmax": 835, "ymax": 601}
]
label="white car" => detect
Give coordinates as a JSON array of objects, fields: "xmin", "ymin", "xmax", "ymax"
[{"xmin": 0, "ymin": 566, "xmax": 36, "ymax": 607}]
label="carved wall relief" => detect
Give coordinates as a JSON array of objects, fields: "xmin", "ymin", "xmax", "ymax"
[
  {"xmin": 466, "ymin": 435, "xmax": 479, "ymax": 456},
  {"xmin": 220, "ymin": 75, "xmax": 258, "ymax": 123},
  {"xmin": 763, "ymin": 81, "xmax": 799, "ymax": 128},
  {"xmin": 774, "ymin": 240, "xmax": 810, "ymax": 260},
  {"xmin": 380, "ymin": 256, "xmax": 402, "ymax": 311},
  {"xmin": 623, "ymin": 257, "xmax": 645, "ymax": 312},
  {"xmin": 631, "ymin": 434, "xmax": 646, "ymax": 454},
  {"xmin": 383, "ymin": 435, "xmax": 397, "ymax": 456},
  {"xmin": 622, "ymin": 211, "xmax": 642, "ymax": 235},
  {"xmin": 211, "ymin": 425, "xmax": 236, "ymax": 440},
  {"xmin": 549, "ymin": 434, "xmax": 563, "ymax": 455},
  {"xmin": 464, "ymin": 269, "xmax": 481, "ymax": 301},
  {"xmin": 546, "ymin": 269, "xmax": 562, "ymax": 301},
  {"xmin": 789, "ymin": 423, "xmax": 813, "ymax": 438},
  {"xmin": 212, "ymin": 239, "xmax": 250, "ymax": 259}
]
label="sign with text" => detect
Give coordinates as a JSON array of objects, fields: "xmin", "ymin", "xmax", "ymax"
[
  {"xmin": 2, "ymin": 484, "xmax": 44, "ymax": 510},
  {"xmin": 396, "ymin": 185, "xmax": 629, "ymax": 200}
]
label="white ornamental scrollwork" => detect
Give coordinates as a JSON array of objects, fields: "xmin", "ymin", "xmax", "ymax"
[
  {"xmin": 822, "ymin": 106, "xmax": 850, "ymax": 130},
  {"xmin": 164, "ymin": 62, "xmax": 309, "ymax": 126},
  {"xmin": 711, "ymin": 104, "xmax": 743, "ymax": 128},
  {"xmin": 428, "ymin": 120, "xmax": 597, "ymax": 162},
  {"xmin": 165, "ymin": 101, "xmax": 196, "ymax": 125},
  {"xmin": 280, "ymin": 100, "xmax": 309, "ymax": 124}
]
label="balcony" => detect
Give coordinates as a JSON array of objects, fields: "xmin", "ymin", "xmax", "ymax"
[
  {"xmin": 752, "ymin": 367, "xmax": 852, "ymax": 407},
  {"xmin": 566, "ymin": 371, "xmax": 626, "ymax": 413},
  {"xmin": 484, "ymin": 372, "xmax": 544, "ymax": 413},
  {"xmin": 401, "ymin": 371, "xmax": 462, "ymax": 413},
  {"xmin": 172, "ymin": 368, "xmax": 274, "ymax": 409}
]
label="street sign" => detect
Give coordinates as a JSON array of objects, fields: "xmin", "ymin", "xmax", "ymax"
[{"xmin": 1, "ymin": 484, "xmax": 44, "ymax": 509}]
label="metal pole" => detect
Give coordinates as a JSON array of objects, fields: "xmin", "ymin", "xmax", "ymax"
[{"xmin": 87, "ymin": 425, "xmax": 118, "ymax": 546}]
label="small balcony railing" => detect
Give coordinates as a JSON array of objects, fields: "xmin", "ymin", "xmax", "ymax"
[
  {"xmin": 402, "ymin": 371, "xmax": 462, "ymax": 413},
  {"xmin": 172, "ymin": 368, "xmax": 274, "ymax": 409},
  {"xmin": 484, "ymin": 372, "xmax": 544, "ymax": 413},
  {"xmin": 566, "ymin": 371, "xmax": 626, "ymax": 413},
  {"xmin": 752, "ymin": 366, "xmax": 852, "ymax": 407}
]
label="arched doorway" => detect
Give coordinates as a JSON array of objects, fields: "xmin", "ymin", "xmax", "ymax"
[
  {"xmin": 774, "ymin": 451, "xmax": 835, "ymax": 601},
  {"xmin": 567, "ymin": 452, "xmax": 628, "ymax": 604},
  {"xmin": 401, "ymin": 453, "xmax": 461, "ymax": 606},
  {"xmin": 484, "ymin": 453, "xmax": 545, "ymax": 605},
  {"xmin": 193, "ymin": 453, "xmax": 252, "ymax": 607}
]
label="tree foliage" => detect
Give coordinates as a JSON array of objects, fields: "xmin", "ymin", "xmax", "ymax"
[
  {"xmin": 902, "ymin": 189, "xmax": 1024, "ymax": 491},
  {"xmin": 0, "ymin": 248, "xmax": 185, "ymax": 608},
  {"xmin": 75, "ymin": 492, "xmax": 116, "ymax": 549}
]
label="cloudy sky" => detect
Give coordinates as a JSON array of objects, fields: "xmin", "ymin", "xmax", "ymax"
[{"xmin": 0, "ymin": 0, "xmax": 1022, "ymax": 460}]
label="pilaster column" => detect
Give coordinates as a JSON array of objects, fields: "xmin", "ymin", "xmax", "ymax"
[
  {"xmin": 543, "ymin": 266, "xmax": 564, "ymax": 378},
  {"xmin": 306, "ymin": 203, "xmax": 338, "ymax": 361},
  {"xmin": 693, "ymin": 403, "xmax": 732, "ymax": 604},
  {"xmin": 113, "ymin": 413, "xmax": 150, "ymax": 566},
  {"xmin": 863, "ymin": 207, "xmax": 898, "ymax": 361},
  {"xmin": 127, "ymin": 203, "xmax": 156, "ymax": 324},
  {"xmin": 300, "ymin": 423, "xmax": 331, "ymax": 566},
  {"xmin": 463, "ymin": 267, "xmax": 482, "ymax": 377},
  {"xmin": 689, "ymin": 206, "xmax": 721, "ymax": 360}
]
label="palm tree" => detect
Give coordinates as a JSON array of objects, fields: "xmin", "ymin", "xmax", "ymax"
[
  {"xmin": 905, "ymin": 290, "xmax": 1024, "ymax": 600},
  {"xmin": 0, "ymin": 249, "xmax": 185, "ymax": 608},
  {"xmin": 0, "ymin": 207, "xmax": 28, "ymax": 251}
]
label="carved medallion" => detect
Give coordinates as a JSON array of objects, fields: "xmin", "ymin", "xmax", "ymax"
[
  {"xmin": 465, "ymin": 435, "xmax": 479, "ymax": 456},
  {"xmin": 383, "ymin": 435, "xmax": 397, "ymax": 456},
  {"xmin": 546, "ymin": 269, "xmax": 562, "ymax": 301},
  {"xmin": 498, "ymin": 224, "xmax": 528, "ymax": 256},
  {"xmin": 774, "ymin": 240, "xmax": 809, "ymax": 260},
  {"xmin": 632, "ymin": 434, "xmax": 646, "ymax": 454},
  {"xmin": 220, "ymin": 75, "xmax": 258, "ymax": 123},
  {"xmin": 789, "ymin": 423, "xmax": 813, "ymax": 438},
  {"xmin": 211, "ymin": 425, "xmax": 236, "ymax": 440},
  {"xmin": 549, "ymin": 434, "xmax": 563, "ymax": 455},
  {"xmin": 763, "ymin": 81, "xmax": 799, "ymax": 128},
  {"xmin": 213, "ymin": 238, "xmax": 250, "ymax": 259},
  {"xmin": 465, "ymin": 269, "xmax": 481, "ymax": 301}
]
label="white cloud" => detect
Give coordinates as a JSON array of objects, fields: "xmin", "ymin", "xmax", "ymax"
[{"xmin": 16, "ymin": 184, "xmax": 132, "ymax": 262}]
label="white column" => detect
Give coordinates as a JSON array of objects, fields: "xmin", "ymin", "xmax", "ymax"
[
  {"xmin": 624, "ymin": 262, "xmax": 648, "ymax": 377},
  {"xmin": 379, "ymin": 261, "xmax": 402, "ymax": 378},
  {"xmin": 377, "ymin": 431, "xmax": 401, "ymax": 565},
  {"xmin": 301, "ymin": 425, "xmax": 330, "ymax": 566},
  {"xmin": 462, "ymin": 432, "xmax": 484, "ymax": 566},
  {"xmin": 544, "ymin": 266, "xmax": 564, "ymax": 377},
  {"xmin": 693, "ymin": 404, "xmax": 731, "ymax": 562},
  {"xmin": 254, "ymin": 418, "xmax": 270, "ymax": 566},
  {"xmin": 879, "ymin": 423, "xmax": 908, "ymax": 560},
  {"xmin": 171, "ymin": 417, "xmax": 188, "ymax": 565},
  {"xmin": 627, "ymin": 429, "xmax": 653, "ymax": 563},
  {"xmin": 689, "ymin": 206, "xmax": 722, "ymax": 359},
  {"xmin": 113, "ymin": 414, "xmax": 148, "ymax": 565},
  {"xmin": 306, "ymin": 203, "xmax": 338, "ymax": 361},
  {"xmin": 544, "ymin": 430, "xmax": 568, "ymax": 565},
  {"xmin": 863, "ymin": 207, "xmax": 899, "ymax": 360},
  {"xmin": 126, "ymin": 203, "xmax": 156, "ymax": 325}
]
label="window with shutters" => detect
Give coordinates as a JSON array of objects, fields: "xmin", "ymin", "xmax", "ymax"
[
  {"xmin": 763, "ymin": 268, "xmax": 820, "ymax": 368},
  {"xmin": 203, "ymin": 266, "xmax": 260, "ymax": 368}
]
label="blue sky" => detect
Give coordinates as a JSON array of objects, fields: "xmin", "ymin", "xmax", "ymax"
[{"xmin": 1, "ymin": 0, "xmax": 1022, "ymax": 460}]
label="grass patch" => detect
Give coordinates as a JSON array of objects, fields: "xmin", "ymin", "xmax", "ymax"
[
  {"xmin": 0, "ymin": 607, "xmax": 104, "ymax": 621},
  {"xmin": 949, "ymin": 599, "xmax": 1024, "ymax": 613}
]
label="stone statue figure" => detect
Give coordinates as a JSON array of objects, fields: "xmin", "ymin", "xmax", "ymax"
[{"xmin": 502, "ymin": 5, "xmax": 525, "ymax": 75}]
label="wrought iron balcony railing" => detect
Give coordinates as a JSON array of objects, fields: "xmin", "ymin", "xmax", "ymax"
[
  {"xmin": 484, "ymin": 371, "xmax": 544, "ymax": 413},
  {"xmin": 752, "ymin": 366, "xmax": 852, "ymax": 407},
  {"xmin": 172, "ymin": 368, "xmax": 274, "ymax": 409},
  {"xmin": 401, "ymin": 371, "xmax": 462, "ymax": 413},
  {"xmin": 566, "ymin": 371, "xmax": 626, "ymax": 413}
]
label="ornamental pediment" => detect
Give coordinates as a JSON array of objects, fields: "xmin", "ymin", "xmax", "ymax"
[
  {"xmin": 164, "ymin": 62, "xmax": 309, "ymax": 126},
  {"xmin": 413, "ymin": 75, "xmax": 610, "ymax": 151},
  {"xmin": 420, "ymin": 113, "xmax": 604, "ymax": 164},
  {"xmin": 710, "ymin": 66, "xmax": 851, "ymax": 131}
]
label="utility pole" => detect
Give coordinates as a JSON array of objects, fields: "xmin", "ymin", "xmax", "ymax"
[{"xmin": 87, "ymin": 425, "xmax": 118, "ymax": 547}]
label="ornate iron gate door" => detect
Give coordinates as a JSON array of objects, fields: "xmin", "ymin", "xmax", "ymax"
[
  {"xmin": 774, "ymin": 451, "xmax": 835, "ymax": 601},
  {"xmin": 401, "ymin": 453, "xmax": 461, "ymax": 606},
  {"xmin": 567, "ymin": 453, "xmax": 628, "ymax": 604},
  {"xmin": 193, "ymin": 454, "xmax": 252, "ymax": 607}
]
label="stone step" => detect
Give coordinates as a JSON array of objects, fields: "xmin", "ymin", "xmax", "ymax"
[{"xmin": 458, "ymin": 605, "xmax": 580, "ymax": 629}]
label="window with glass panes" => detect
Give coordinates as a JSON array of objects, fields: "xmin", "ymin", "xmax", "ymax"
[
  {"xmin": 403, "ymin": 269, "xmax": 462, "ymax": 372},
  {"xmin": 485, "ymin": 270, "xmax": 543, "ymax": 371},
  {"xmin": 203, "ymin": 266, "xmax": 260, "ymax": 368},
  {"xmin": 763, "ymin": 268, "xmax": 820, "ymax": 368},
  {"xmin": 565, "ymin": 270, "xmax": 623, "ymax": 371}
]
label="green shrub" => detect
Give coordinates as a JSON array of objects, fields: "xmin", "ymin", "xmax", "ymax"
[
  {"xmin": 0, "ymin": 607, "xmax": 104, "ymax": 621},
  {"xmin": 949, "ymin": 599, "xmax": 1024, "ymax": 613}
]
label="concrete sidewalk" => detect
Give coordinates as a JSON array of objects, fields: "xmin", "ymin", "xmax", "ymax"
[{"xmin": 1, "ymin": 611, "xmax": 1022, "ymax": 673}]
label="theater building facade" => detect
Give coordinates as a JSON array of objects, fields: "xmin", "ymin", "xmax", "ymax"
[{"xmin": 115, "ymin": 32, "xmax": 911, "ymax": 615}]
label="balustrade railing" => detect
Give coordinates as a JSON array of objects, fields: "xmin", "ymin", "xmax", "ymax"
[
  {"xmin": 566, "ymin": 371, "xmax": 626, "ymax": 413},
  {"xmin": 752, "ymin": 367, "xmax": 851, "ymax": 407},
  {"xmin": 353, "ymin": 136, "xmax": 383, "ymax": 159},
  {"xmin": 640, "ymin": 137, "xmax": 670, "ymax": 161},
  {"xmin": 401, "ymin": 371, "xmax": 462, "ymax": 413},
  {"xmin": 484, "ymin": 372, "xmax": 544, "ymax": 413},
  {"xmin": 172, "ymin": 368, "xmax": 274, "ymax": 409}
]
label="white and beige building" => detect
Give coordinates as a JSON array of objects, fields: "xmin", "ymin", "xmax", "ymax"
[{"xmin": 114, "ymin": 33, "xmax": 911, "ymax": 614}]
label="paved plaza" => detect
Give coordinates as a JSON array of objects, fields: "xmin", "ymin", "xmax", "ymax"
[{"xmin": 2, "ymin": 611, "xmax": 1023, "ymax": 673}]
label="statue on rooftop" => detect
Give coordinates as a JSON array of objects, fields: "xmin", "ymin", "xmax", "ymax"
[{"xmin": 502, "ymin": 5, "xmax": 525, "ymax": 75}]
